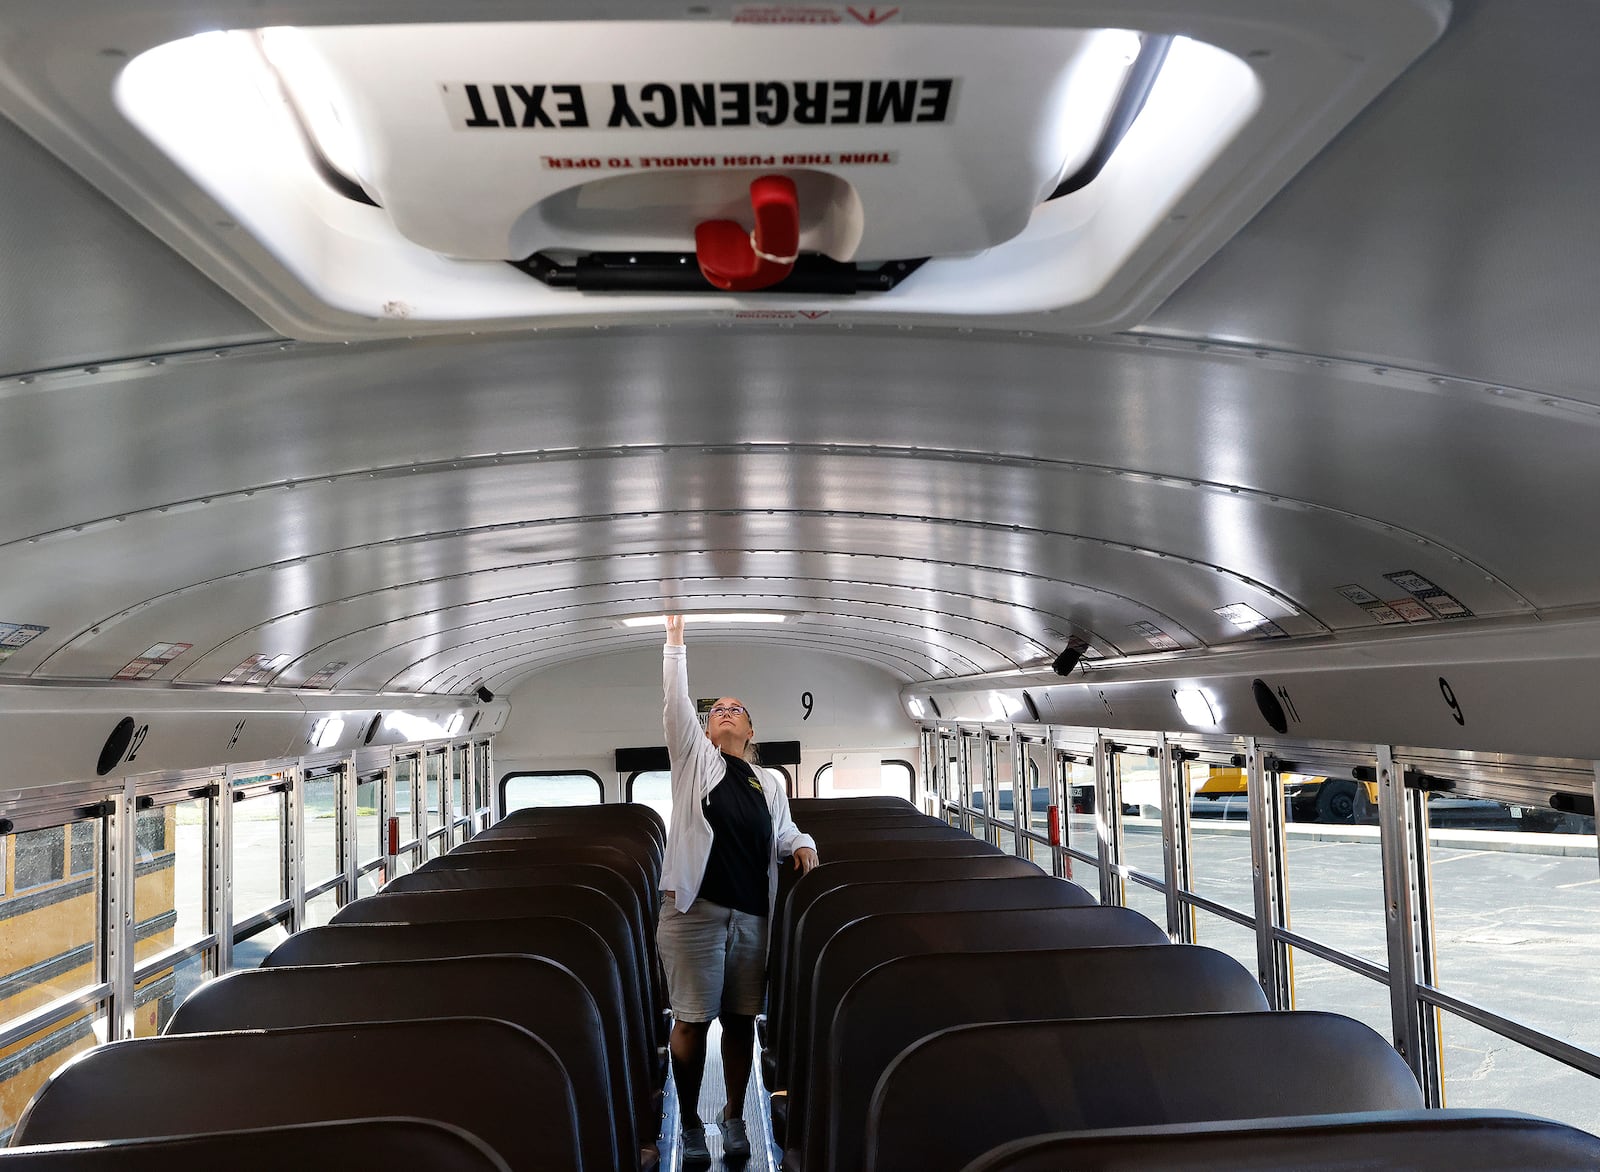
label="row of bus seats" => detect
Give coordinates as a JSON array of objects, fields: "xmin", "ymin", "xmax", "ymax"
[
  {"xmin": 769, "ymin": 794, "xmax": 1600, "ymax": 1171},
  {"xmin": 3, "ymin": 802, "xmax": 671, "ymax": 1172}
]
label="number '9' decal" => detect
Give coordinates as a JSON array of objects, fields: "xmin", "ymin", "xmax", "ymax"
[
  {"xmin": 801, "ymin": 691, "xmax": 814, "ymax": 720},
  {"xmin": 1439, "ymin": 677, "xmax": 1465, "ymax": 725}
]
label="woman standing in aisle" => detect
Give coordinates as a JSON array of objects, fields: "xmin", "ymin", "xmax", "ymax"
[{"xmin": 658, "ymin": 614, "xmax": 818, "ymax": 1167}]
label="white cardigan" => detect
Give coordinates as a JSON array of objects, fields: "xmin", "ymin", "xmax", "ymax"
[{"xmin": 660, "ymin": 644, "xmax": 816, "ymax": 915}]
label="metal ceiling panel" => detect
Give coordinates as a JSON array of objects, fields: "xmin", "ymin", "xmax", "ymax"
[
  {"xmin": 1140, "ymin": 0, "xmax": 1600, "ymax": 400},
  {"xmin": 0, "ymin": 114, "xmax": 272, "ymax": 378}
]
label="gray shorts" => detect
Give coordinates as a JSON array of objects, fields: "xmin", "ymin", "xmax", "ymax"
[{"xmin": 656, "ymin": 891, "xmax": 769, "ymax": 1022}]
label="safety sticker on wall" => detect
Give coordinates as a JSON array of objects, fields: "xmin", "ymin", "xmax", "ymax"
[
  {"xmin": 732, "ymin": 5, "xmax": 902, "ymax": 25},
  {"xmin": 1129, "ymin": 620, "xmax": 1180, "ymax": 651},
  {"xmin": 1335, "ymin": 584, "xmax": 1407, "ymax": 626},
  {"xmin": 1383, "ymin": 570, "xmax": 1474, "ymax": 619},
  {"xmin": 0, "ymin": 621, "xmax": 47, "ymax": 664},
  {"xmin": 1387, "ymin": 598, "xmax": 1434, "ymax": 623},
  {"xmin": 302, "ymin": 661, "xmax": 350, "ymax": 689},
  {"xmin": 220, "ymin": 653, "xmax": 290, "ymax": 686},
  {"xmin": 114, "ymin": 642, "xmax": 193, "ymax": 681}
]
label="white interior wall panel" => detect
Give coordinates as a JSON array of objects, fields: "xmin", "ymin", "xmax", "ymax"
[{"xmin": 496, "ymin": 643, "xmax": 918, "ymax": 790}]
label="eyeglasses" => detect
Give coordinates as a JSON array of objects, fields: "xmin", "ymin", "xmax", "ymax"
[{"xmin": 707, "ymin": 705, "xmax": 748, "ymax": 718}]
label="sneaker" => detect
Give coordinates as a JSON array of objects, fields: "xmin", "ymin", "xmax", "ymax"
[
  {"xmin": 720, "ymin": 1109, "xmax": 752, "ymax": 1162},
  {"xmin": 681, "ymin": 1125, "xmax": 711, "ymax": 1170}
]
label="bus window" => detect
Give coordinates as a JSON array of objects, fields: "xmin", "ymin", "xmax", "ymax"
[
  {"xmin": 628, "ymin": 771, "xmax": 672, "ymax": 824},
  {"xmin": 814, "ymin": 759, "xmax": 915, "ymax": 800},
  {"xmin": 1, "ymin": 814, "xmax": 107, "ymax": 1142},
  {"xmin": 393, "ymin": 757, "xmax": 421, "ymax": 852},
  {"xmin": 1061, "ymin": 755, "xmax": 1100, "ymax": 902},
  {"xmin": 231, "ymin": 790, "xmax": 286, "ymax": 919},
  {"xmin": 451, "ymin": 746, "xmax": 469, "ymax": 828},
  {"xmin": 1115, "ymin": 749, "xmax": 1167, "ymax": 927},
  {"xmin": 1183, "ymin": 762, "xmax": 1259, "ymax": 977},
  {"xmin": 424, "ymin": 750, "xmax": 445, "ymax": 846},
  {"xmin": 354, "ymin": 773, "xmax": 382, "ymax": 871},
  {"xmin": 301, "ymin": 772, "xmax": 341, "ymax": 894},
  {"xmin": 501, "ymin": 771, "xmax": 603, "ymax": 813},
  {"xmin": 1426, "ymin": 791, "xmax": 1600, "ymax": 1133},
  {"xmin": 133, "ymin": 801, "xmax": 201, "ymax": 951}
]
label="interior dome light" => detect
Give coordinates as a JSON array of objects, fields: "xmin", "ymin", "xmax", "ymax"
[{"xmin": 1175, "ymin": 688, "xmax": 1217, "ymax": 728}]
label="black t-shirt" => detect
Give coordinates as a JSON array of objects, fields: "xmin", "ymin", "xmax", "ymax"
[{"xmin": 696, "ymin": 753, "xmax": 774, "ymax": 917}]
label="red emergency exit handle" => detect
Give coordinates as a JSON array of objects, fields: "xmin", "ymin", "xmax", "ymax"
[
  {"xmin": 387, "ymin": 816, "xmax": 400, "ymax": 855},
  {"xmin": 695, "ymin": 175, "xmax": 800, "ymax": 292},
  {"xmin": 1047, "ymin": 804, "xmax": 1061, "ymax": 846}
]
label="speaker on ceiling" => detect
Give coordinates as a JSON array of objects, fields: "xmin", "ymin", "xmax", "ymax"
[{"xmin": 1052, "ymin": 636, "xmax": 1090, "ymax": 677}]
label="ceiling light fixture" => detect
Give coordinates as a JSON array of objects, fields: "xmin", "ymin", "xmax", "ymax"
[
  {"xmin": 1174, "ymin": 688, "xmax": 1217, "ymax": 728},
  {"xmin": 621, "ymin": 612, "xmax": 788, "ymax": 628}
]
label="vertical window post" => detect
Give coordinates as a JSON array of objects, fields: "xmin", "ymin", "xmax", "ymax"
[
  {"xmin": 340, "ymin": 760, "xmax": 357, "ymax": 907},
  {"xmin": 1377, "ymin": 744, "xmax": 1443, "ymax": 1103},
  {"xmin": 286, "ymin": 764, "xmax": 304, "ymax": 932},
  {"xmin": 211, "ymin": 772, "xmax": 233, "ymax": 973},
  {"xmin": 1160, "ymin": 737, "xmax": 1196, "ymax": 943},
  {"xmin": 1095, "ymin": 736, "xmax": 1124, "ymax": 906},
  {"xmin": 1246, "ymin": 741, "xmax": 1291, "ymax": 1009},
  {"xmin": 105, "ymin": 785, "xmax": 134, "ymax": 1039}
]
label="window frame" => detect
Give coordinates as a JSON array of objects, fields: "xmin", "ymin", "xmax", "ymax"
[
  {"xmin": 811, "ymin": 758, "xmax": 916, "ymax": 801},
  {"xmin": 498, "ymin": 769, "xmax": 605, "ymax": 813}
]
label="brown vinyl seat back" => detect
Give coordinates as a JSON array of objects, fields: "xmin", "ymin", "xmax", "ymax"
[
  {"xmin": 470, "ymin": 826, "xmax": 662, "ymax": 886},
  {"xmin": 383, "ymin": 862, "xmax": 659, "ymax": 1029},
  {"xmin": 793, "ymin": 906, "xmax": 1165, "ymax": 1168},
  {"xmin": 12, "ymin": 1018, "xmax": 581, "ymax": 1172},
  {"xmin": 165, "ymin": 956, "xmax": 623, "ymax": 1172},
  {"xmin": 329, "ymin": 887, "xmax": 649, "ymax": 1078},
  {"xmin": 961, "ymin": 1110, "xmax": 1600, "ymax": 1172},
  {"xmin": 790, "ymin": 796, "xmax": 916, "ymax": 815},
  {"xmin": 771, "ymin": 838, "xmax": 1001, "ymax": 969},
  {"xmin": 864, "ymin": 1012, "xmax": 1425, "ymax": 1172},
  {"xmin": 817, "ymin": 941, "xmax": 1262, "ymax": 1172},
  {"xmin": 767, "ymin": 856, "xmax": 1040, "ymax": 1069},
  {"xmin": 431, "ymin": 841, "xmax": 658, "ymax": 932},
  {"xmin": 261, "ymin": 917, "xmax": 655, "ymax": 1133},
  {"xmin": 0, "ymin": 1118, "xmax": 511, "ymax": 1171},
  {"xmin": 498, "ymin": 802, "xmax": 666, "ymax": 849},
  {"xmin": 777, "ymin": 875, "xmax": 1095, "ymax": 1088}
]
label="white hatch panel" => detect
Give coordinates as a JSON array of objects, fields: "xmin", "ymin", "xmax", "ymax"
[
  {"xmin": 0, "ymin": 1, "xmax": 1447, "ymax": 337},
  {"xmin": 240, "ymin": 23, "xmax": 1137, "ymax": 263}
]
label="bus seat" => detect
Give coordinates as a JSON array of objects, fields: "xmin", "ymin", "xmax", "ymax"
[
  {"xmin": 863, "ymin": 1012, "xmax": 1425, "ymax": 1172},
  {"xmin": 11, "ymin": 1018, "xmax": 580, "ymax": 1172},
  {"xmin": 330, "ymin": 887, "xmax": 655, "ymax": 1085},
  {"xmin": 814, "ymin": 942, "xmax": 1265, "ymax": 1172},
  {"xmin": 961, "ymin": 1109, "xmax": 1600, "ymax": 1171},
  {"xmin": 0, "ymin": 1118, "xmax": 510, "ymax": 1171},
  {"xmin": 164, "ymin": 955, "xmax": 624, "ymax": 1172},
  {"xmin": 776, "ymin": 876, "xmax": 1095, "ymax": 1091},
  {"xmin": 435, "ymin": 841, "xmax": 659, "ymax": 941},
  {"xmin": 262, "ymin": 917, "xmax": 654, "ymax": 1142},
  {"xmin": 470, "ymin": 826, "xmax": 663, "ymax": 885},
  {"xmin": 767, "ymin": 856, "xmax": 1039, "ymax": 1061},
  {"xmin": 769, "ymin": 837, "xmax": 1005, "ymax": 1018},
  {"xmin": 497, "ymin": 802, "xmax": 666, "ymax": 849},
  {"xmin": 384, "ymin": 863, "xmax": 658, "ymax": 1028},
  {"xmin": 789, "ymin": 796, "xmax": 917, "ymax": 814}
]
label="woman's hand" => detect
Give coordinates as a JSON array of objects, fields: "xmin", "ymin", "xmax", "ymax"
[
  {"xmin": 792, "ymin": 846, "xmax": 819, "ymax": 874},
  {"xmin": 665, "ymin": 614, "xmax": 685, "ymax": 646}
]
